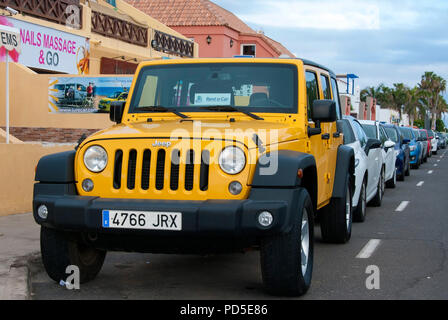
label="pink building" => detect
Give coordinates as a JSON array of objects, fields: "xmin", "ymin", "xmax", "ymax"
[{"xmin": 126, "ymin": 0, "xmax": 295, "ymax": 58}]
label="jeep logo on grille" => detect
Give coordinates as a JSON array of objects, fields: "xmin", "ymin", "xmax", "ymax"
[{"xmin": 152, "ymin": 140, "xmax": 172, "ymax": 148}]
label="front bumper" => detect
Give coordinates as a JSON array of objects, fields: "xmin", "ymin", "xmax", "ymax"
[{"xmin": 33, "ymin": 183, "xmax": 302, "ymax": 252}]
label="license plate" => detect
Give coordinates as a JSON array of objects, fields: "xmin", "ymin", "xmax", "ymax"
[{"xmin": 102, "ymin": 210, "xmax": 182, "ymax": 231}]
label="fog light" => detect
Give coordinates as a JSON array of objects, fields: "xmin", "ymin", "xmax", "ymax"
[
  {"xmin": 37, "ymin": 205, "xmax": 48, "ymax": 220},
  {"xmin": 258, "ymin": 211, "xmax": 273, "ymax": 227},
  {"xmin": 228, "ymin": 181, "xmax": 242, "ymax": 195},
  {"xmin": 82, "ymin": 179, "xmax": 94, "ymax": 192}
]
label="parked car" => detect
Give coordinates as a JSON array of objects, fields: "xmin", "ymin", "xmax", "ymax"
[
  {"xmin": 341, "ymin": 116, "xmax": 383, "ymax": 222},
  {"xmin": 416, "ymin": 129, "xmax": 429, "ymax": 163},
  {"xmin": 427, "ymin": 130, "xmax": 438, "ymax": 155},
  {"xmin": 33, "ymin": 57, "xmax": 357, "ymax": 297},
  {"xmin": 360, "ymin": 120, "xmax": 397, "ymax": 188},
  {"xmin": 400, "ymin": 127, "xmax": 422, "ymax": 169},
  {"xmin": 55, "ymin": 83, "xmax": 88, "ymax": 106},
  {"xmin": 98, "ymin": 91, "xmax": 128, "ymax": 113},
  {"xmin": 383, "ymin": 124, "xmax": 410, "ymax": 181},
  {"xmin": 436, "ymin": 132, "xmax": 446, "ymax": 149},
  {"xmin": 420, "ymin": 129, "xmax": 432, "ymax": 158}
]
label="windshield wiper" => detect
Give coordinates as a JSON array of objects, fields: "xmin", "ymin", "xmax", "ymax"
[
  {"xmin": 138, "ymin": 106, "xmax": 190, "ymax": 119},
  {"xmin": 199, "ymin": 106, "xmax": 264, "ymax": 120}
]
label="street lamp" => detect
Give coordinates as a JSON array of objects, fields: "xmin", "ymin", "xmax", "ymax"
[{"xmin": 206, "ymin": 35, "xmax": 212, "ymax": 45}]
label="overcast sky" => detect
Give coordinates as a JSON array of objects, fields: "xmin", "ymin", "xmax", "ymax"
[{"xmin": 213, "ymin": 0, "xmax": 448, "ymax": 91}]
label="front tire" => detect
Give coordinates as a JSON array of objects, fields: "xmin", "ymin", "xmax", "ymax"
[
  {"xmin": 260, "ymin": 189, "xmax": 314, "ymax": 297},
  {"xmin": 320, "ymin": 174, "xmax": 352, "ymax": 243},
  {"xmin": 40, "ymin": 227, "xmax": 106, "ymax": 284}
]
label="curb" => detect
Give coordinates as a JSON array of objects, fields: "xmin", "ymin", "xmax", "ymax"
[{"xmin": 0, "ymin": 253, "xmax": 39, "ymax": 300}]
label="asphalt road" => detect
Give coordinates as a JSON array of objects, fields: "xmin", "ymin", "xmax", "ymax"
[{"xmin": 30, "ymin": 150, "xmax": 448, "ymax": 300}]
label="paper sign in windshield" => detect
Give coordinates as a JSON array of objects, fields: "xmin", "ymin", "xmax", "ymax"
[{"xmin": 194, "ymin": 93, "xmax": 231, "ymax": 106}]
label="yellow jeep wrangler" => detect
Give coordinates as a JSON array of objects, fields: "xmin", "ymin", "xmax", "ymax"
[{"xmin": 34, "ymin": 58, "xmax": 354, "ymax": 296}]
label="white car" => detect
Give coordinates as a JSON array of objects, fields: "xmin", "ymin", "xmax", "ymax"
[
  {"xmin": 359, "ymin": 120, "xmax": 397, "ymax": 189},
  {"xmin": 427, "ymin": 130, "xmax": 438, "ymax": 154},
  {"xmin": 340, "ymin": 117, "xmax": 385, "ymax": 222}
]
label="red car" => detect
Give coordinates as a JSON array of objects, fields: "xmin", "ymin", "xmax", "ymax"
[{"xmin": 419, "ymin": 129, "xmax": 432, "ymax": 158}]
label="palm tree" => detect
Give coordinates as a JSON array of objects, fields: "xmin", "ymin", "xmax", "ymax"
[
  {"xmin": 403, "ymin": 87, "xmax": 420, "ymax": 127},
  {"xmin": 418, "ymin": 72, "xmax": 447, "ymax": 129},
  {"xmin": 360, "ymin": 84, "xmax": 385, "ymax": 102}
]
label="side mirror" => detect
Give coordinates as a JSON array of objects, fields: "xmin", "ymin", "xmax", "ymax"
[
  {"xmin": 110, "ymin": 101, "xmax": 125, "ymax": 124},
  {"xmin": 403, "ymin": 138, "xmax": 410, "ymax": 144},
  {"xmin": 311, "ymin": 100, "xmax": 337, "ymax": 125},
  {"xmin": 384, "ymin": 140, "xmax": 395, "ymax": 149},
  {"xmin": 365, "ymin": 138, "xmax": 382, "ymax": 154}
]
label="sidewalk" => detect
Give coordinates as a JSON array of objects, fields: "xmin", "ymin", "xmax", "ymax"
[{"xmin": 0, "ymin": 213, "xmax": 40, "ymax": 300}]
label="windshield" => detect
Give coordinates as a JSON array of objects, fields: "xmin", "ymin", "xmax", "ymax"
[
  {"xmin": 399, "ymin": 127, "xmax": 414, "ymax": 140},
  {"xmin": 361, "ymin": 124, "xmax": 377, "ymax": 139},
  {"xmin": 427, "ymin": 130, "xmax": 434, "ymax": 138},
  {"xmin": 129, "ymin": 63, "xmax": 298, "ymax": 114},
  {"xmin": 384, "ymin": 127, "xmax": 399, "ymax": 143}
]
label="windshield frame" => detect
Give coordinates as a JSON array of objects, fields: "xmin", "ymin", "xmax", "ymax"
[{"xmin": 127, "ymin": 62, "xmax": 299, "ymax": 115}]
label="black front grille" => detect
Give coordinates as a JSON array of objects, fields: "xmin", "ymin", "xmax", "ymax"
[
  {"xmin": 112, "ymin": 146, "xmax": 210, "ymax": 192},
  {"xmin": 141, "ymin": 150, "xmax": 151, "ymax": 190},
  {"xmin": 185, "ymin": 150, "xmax": 195, "ymax": 191},
  {"xmin": 155, "ymin": 149, "xmax": 166, "ymax": 190},
  {"xmin": 127, "ymin": 150, "xmax": 137, "ymax": 190},
  {"xmin": 113, "ymin": 150, "xmax": 123, "ymax": 189},
  {"xmin": 170, "ymin": 149, "xmax": 180, "ymax": 190}
]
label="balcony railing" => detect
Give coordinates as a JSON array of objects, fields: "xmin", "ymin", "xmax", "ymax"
[
  {"xmin": 151, "ymin": 30, "xmax": 194, "ymax": 58},
  {"xmin": 0, "ymin": 0, "xmax": 82, "ymax": 28},
  {"xmin": 91, "ymin": 10, "xmax": 148, "ymax": 47}
]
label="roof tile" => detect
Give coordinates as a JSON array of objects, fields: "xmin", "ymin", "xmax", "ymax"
[{"xmin": 125, "ymin": 0, "xmax": 294, "ymax": 57}]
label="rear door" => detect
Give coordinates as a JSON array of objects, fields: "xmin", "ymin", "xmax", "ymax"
[{"xmin": 380, "ymin": 125, "xmax": 395, "ymax": 180}]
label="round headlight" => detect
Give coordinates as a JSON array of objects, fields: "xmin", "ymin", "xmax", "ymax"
[
  {"xmin": 219, "ymin": 146, "xmax": 246, "ymax": 175},
  {"xmin": 84, "ymin": 146, "xmax": 108, "ymax": 173}
]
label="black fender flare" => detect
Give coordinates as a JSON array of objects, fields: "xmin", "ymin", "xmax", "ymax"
[
  {"xmin": 332, "ymin": 145, "xmax": 355, "ymax": 199},
  {"xmin": 35, "ymin": 151, "xmax": 76, "ymax": 183},
  {"xmin": 250, "ymin": 150, "xmax": 317, "ymax": 188}
]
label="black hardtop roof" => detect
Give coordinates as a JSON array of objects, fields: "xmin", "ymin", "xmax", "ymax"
[{"xmin": 298, "ymin": 58, "xmax": 336, "ymax": 77}]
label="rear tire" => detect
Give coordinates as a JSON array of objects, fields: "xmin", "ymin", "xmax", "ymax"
[
  {"xmin": 353, "ymin": 178, "xmax": 367, "ymax": 223},
  {"xmin": 40, "ymin": 227, "xmax": 106, "ymax": 284},
  {"xmin": 320, "ymin": 174, "xmax": 352, "ymax": 243},
  {"xmin": 260, "ymin": 189, "xmax": 314, "ymax": 297},
  {"xmin": 370, "ymin": 167, "xmax": 384, "ymax": 207},
  {"xmin": 405, "ymin": 160, "xmax": 411, "ymax": 176}
]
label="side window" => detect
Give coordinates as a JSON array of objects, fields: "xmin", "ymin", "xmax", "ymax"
[
  {"xmin": 305, "ymin": 71, "xmax": 319, "ymax": 119},
  {"xmin": 320, "ymin": 74, "xmax": 331, "ymax": 100},
  {"xmin": 352, "ymin": 120, "xmax": 368, "ymax": 148},
  {"xmin": 331, "ymin": 77, "xmax": 342, "ymax": 119}
]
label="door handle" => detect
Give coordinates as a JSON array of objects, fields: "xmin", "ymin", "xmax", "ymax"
[{"xmin": 321, "ymin": 133, "xmax": 330, "ymax": 140}]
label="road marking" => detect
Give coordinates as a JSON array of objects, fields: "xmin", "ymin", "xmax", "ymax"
[
  {"xmin": 395, "ymin": 201, "xmax": 410, "ymax": 212},
  {"xmin": 428, "ymin": 170, "xmax": 433, "ymax": 174},
  {"xmin": 434, "ymin": 164, "xmax": 438, "ymax": 167},
  {"xmin": 417, "ymin": 181, "xmax": 424, "ymax": 187},
  {"xmin": 356, "ymin": 239, "xmax": 381, "ymax": 259},
  {"xmin": 437, "ymin": 160, "xmax": 441, "ymax": 162}
]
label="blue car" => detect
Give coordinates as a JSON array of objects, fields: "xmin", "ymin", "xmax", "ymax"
[
  {"xmin": 399, "ymin": 127, "xmax": 421, "ymax": 169},
  {"xmin": 383, "ymin": 124, "xmax": 410, "ymax": 181}
]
